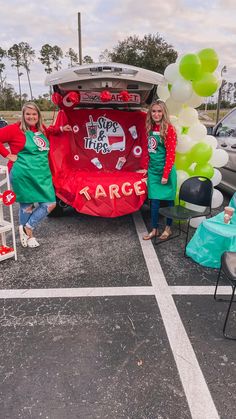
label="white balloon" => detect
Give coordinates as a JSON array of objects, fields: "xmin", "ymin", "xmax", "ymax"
[
  {"xmin": 178, "ymin": 107, "xmax": 198, "ymax": 126},
  {"xmin": 203, "ymin": 135, "xmax": 218, "ymax": 149},
  {"xmin": 211, "ymin": 168, "xmax": 222, "ymax": 186},
  {"xmin": 170, "ymin": 78, "xmax": 193, "ymax": 102},
  {"xmin": 176, "ymin": 134, "xmax": 195, "ymax": 153},
  {"xmin": 190, "ymin": 216, "xmax": 206, "ymax": 228},
  {"xmin": 165, "ymin": 97, "xmax": 183, "ymax": 116},
  {"xmin": 170, "ymin": 115, "xmax": 178, "ymax": 125},
  {"xmin": 157, "ymin": 84, "xmax": 170, "ymax": 101},
  {"xmin": 211, "ymin": 188, "xmax": 224, "ymax": 208},
  {"xmin": 209, "ymin": 149, "xmax": 229, "ymax": 168},
  {"xmin": 177, "ymin": 170, "xmax": 189, "ymax": 189},
  {"xmin": 164, "ymin": 63, "xmax": 180, "ymax": 83},
  {"xmin": 188, "ymin": 123, "xmax": 207, "ymax": 141},
  {"xmin": 184, "ymin": 92, "xmax": 203, "ymax": 108}
]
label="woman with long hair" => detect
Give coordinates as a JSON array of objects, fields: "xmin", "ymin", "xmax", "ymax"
[
  {"xmin": 0, "ymin": 102, "xmax": 71, "ymax": 248},
  {"xmin": 143, "ymin": 100, "xmax": 177, "ymax": 240}
]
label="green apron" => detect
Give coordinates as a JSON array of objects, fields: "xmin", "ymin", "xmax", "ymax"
[
  {"xmin": 147, "ymin": 130, "xmax": 177, "ymax": 200},
  {"xmin": 11, "ymin": 130, "xmax": 56, "ymax": 203}
]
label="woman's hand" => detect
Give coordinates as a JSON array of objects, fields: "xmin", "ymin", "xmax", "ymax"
[
  {"xmin": 161, "ymin": 177, "xmax": 168, "ymax": 184},
  {"xmin": 61, "ymin": 124, "xmax": 72, "ymax": 132},
  {"xmin": 7, "ymin": 153, "xmax": 17, "ymax": 162}
]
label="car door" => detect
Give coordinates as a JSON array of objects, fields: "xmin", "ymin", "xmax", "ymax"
[{"xmin": 213, "ymin": 108, "xmax": 236, "ymax": 193}]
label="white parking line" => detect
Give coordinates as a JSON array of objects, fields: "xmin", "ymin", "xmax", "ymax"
[
  {"xmin": 0, "ymin": 286, "xmax": 154, "ymax": 299},
  {"xmin": 133, "ymin": 212, "xmax": 219, "ymax": 419},
  {"xmin": 0, "ymin": 285, "xmax": 230, "ymax": 300}
]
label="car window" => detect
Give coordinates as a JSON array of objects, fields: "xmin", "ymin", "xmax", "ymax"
[{"xmin": 215, "ymin": 109, "xmax": 236, "ymax": 137}]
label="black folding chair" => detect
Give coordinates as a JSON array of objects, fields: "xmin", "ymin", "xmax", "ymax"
[
  {"xmin": 214, "ymin": 252, "xmax": 236, "ymax": 340},
  {"xmin": 157, "ymin": 176, "xmax": 213, "ymax": 255}
]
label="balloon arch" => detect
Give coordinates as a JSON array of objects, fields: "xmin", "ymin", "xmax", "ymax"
[{"xmin": 157, "ymin": 48, "xmax": 228, "ymax": 227}]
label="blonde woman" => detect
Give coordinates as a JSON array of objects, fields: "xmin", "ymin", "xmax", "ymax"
[
  {"xmin": 0, "ymin": 102, "xmax": 71, "ymax": 248},
  {"xmin": 143, "ymin": 100, "xmax": 177, "ymax": 240}
]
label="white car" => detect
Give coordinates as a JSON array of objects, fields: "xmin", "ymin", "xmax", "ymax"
[{"xmin": 210, "ymin": 107, "xmax": 236, "ymax": 195}]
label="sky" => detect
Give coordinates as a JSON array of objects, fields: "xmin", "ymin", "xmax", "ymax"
[{"xmin": 1, "ymin": 0, "xmax": 236, "ymax": 99}]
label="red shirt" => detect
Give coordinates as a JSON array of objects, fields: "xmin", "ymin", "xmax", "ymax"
[
  {"xmin": 153, "ymin": 123, "xmax": 177, "ymax": 180},
  {"xmin": 0, "ymin": 122, "xmax": 61, "ymax": 171}
]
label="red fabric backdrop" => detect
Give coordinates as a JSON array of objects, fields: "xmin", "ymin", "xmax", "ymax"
[{"xmin": 49, "ymin": 108, "xmax": 148, "ymax": 217}]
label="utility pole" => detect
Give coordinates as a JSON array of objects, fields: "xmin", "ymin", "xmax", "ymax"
[
  {"xmin": 216, "ymin": 65, "xmax": 227, "ymax": 124},
  {"xmin": 78, "ymin": 12, "xmax": 82, "ymax": 65}
]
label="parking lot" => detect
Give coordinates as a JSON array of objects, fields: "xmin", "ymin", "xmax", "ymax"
[{"xmin": 0, "ymin": 192, "xmax": 235, "ymax": 419}]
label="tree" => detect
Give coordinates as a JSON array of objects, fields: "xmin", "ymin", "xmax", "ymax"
[
  {"xmin": 0, "ymin": 48, "xmax": 6, "ymax": 108},
  {"xmin": 0, "ymin": 83, "xmax": 19, "ymax": 110},
  {"xmin": 66, "ymin": 48, "xmax": 78, "ymax": 67},
  {"xmin": 107, "ymin": 33, "xmax": 178, "ymax": 74},
  {"xmin": 99, "ymin": 49, "xmax": 111, "ymax": 63},
  {"xmin": 39, "ymin": 44, "xmax": 63, "ymax": 74},
  {"xmin": 19, "ymin": 42, "xmax": 35, "ymax": 100},
  {"xmin": 52, "ymin": 45, "xmax": 63, "ymax": 71},
  {"xmin": 82, "ymin": 55, "xmax": 94, "ymax": 64},
  {"xmin": 8, "ymin": 44, "xmax": 23, "ymax": 107}
]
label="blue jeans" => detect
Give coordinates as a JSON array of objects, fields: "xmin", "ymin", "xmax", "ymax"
[
  {"xmin": 19, "ymin": 202, "xmax": 56, "ymax": 230},
  {"xmin": 151, "ymin": 199, "xmax": 174, "ymax": 229}
]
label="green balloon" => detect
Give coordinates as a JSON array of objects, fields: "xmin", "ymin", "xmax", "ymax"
[
  {"xmin": 198, "ymin": 48, "xmax": 219, "ymax": 73},
  {"xmin": 179, "ymin": 54, "xmax": 203, "ymax": 81},
  {"xmin": 189, "ymin": 142, "xmax": 213, "ymax": 164},
  {"xmin": 175, "ymin": 152, "xmax": 191, "ymax": 170},
  {"xmin": 193, "ymin": 163, "xmax": 214, "ymax": 178},
  {"xmin": 192, "ymin": 72, "xmax": 218, "ymax": 97}
]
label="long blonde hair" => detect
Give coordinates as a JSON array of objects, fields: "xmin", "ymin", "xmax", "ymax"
[
  {"xmin": 146, "ymin": 100, "xmax": 171, "ymax": 141},
  {"xmin": 20, "ymin": 102, "xmax": 45, "ymax": 133}
]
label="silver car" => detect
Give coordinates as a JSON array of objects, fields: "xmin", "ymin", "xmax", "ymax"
[{"xmin": 211, "ymin": 107, "xmax": 236, "ymax": 195}]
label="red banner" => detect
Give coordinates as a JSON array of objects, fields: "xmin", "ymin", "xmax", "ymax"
[{"xmin": 49, "ymin": 108, "xmax": 148, "ymax": 217}]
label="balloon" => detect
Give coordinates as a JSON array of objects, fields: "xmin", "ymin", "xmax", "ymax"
[
  {"xmin": 176, "ymin": 134, "xmax": 195, "ymax": 153},
  {"xmin": 184, "ymin": 92, "xmax": 203, "ymax": 108},
  {"xmin": 192, "ymin": 72, "xmax": 218, "ymax": 97},
  {"xmin": 51, "ymin": 92, "xmax": 63, "ymax": 106},
  {"xmin": 209, "ymin": 149, "xmax": 229, "ymax": 168},
  {"xmin": 202, "ymin": 135, "xmax": 218, "ymax": 149},
  {"xmin": 211, "ymin": 188, "xmax": 224, "ymax": 209},
  {"xmin": 198, "ymin": 48, "xmax": 219, "ymax": 73},
  {"xmin": 193, "ymin": 162, "xmax": 214, "ymax": 178},
  {"xmin": 187, "ymin": 163, "xmax": 196, "ymax": 176},
  {"xmin": 177, "ymin": 170, "xmax": 189, "ymax": 188},
  {"xmin": 175, "ymin": 152, "xmax": 191, "ymax": 170},
  {"xmin": 188, "ymin": 122, "xmax": 207, "ymax": 141},
  {"xmin": 179, "ymin": 53, "xmax": 203, "ymax": 81},
  {"xmin": 178, "ymin": 107, "xmax": 198, "ymax": 126},
  {"xmin": 165, "ymin": 97, "xmax": 183, "ymax": 116},
  {"xmin": 157, "ymin": 84, "xmax": 170, "ymax": 101},
  {"xmin": 189, "ymin": 142, "xmax": 213, "ymax": 164},
  {"xmin": 190, "ymin": 216, "xmax": 206, "ymax": 228},
  {"xmin": 164, "ymin": 63, "xmax": 180, "ymax": 83},
  {"xmin": 170, "ymin": 78, "xmax": 193, "ymax": 102},
  {"xmin": 211, "ymin": 168, "xmax": 222, "ymax": 186}
]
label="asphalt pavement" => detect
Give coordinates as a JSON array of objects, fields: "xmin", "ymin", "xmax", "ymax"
[{"xmin": 0, "ymin": 193, "xmax": 235, "ymax": 419}]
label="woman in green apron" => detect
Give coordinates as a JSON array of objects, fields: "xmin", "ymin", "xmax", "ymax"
[
  {"xmin": 143, "ymin": 100, "xmax": 177, "ymax": 240},
  {"xmin": 0, "ymin": 102, "xmax": 72, "ymax": 248}
]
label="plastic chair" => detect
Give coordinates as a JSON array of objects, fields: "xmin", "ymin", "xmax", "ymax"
[
  {"xmin": 158, "ymin": 176, "xmax": 213, "ymax": 255},
  {"xmin": 214, "ymin": 251, "xmax": 236, "ymax": 340}
]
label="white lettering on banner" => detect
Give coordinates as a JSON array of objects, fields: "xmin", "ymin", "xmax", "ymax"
[
  {"xmin": 79, "ymin": 91, "xmax": 140, "ymax": 104},
  {"xmin": 79, "ymin": 178, "xmax": 147, "ymax": 201}
]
